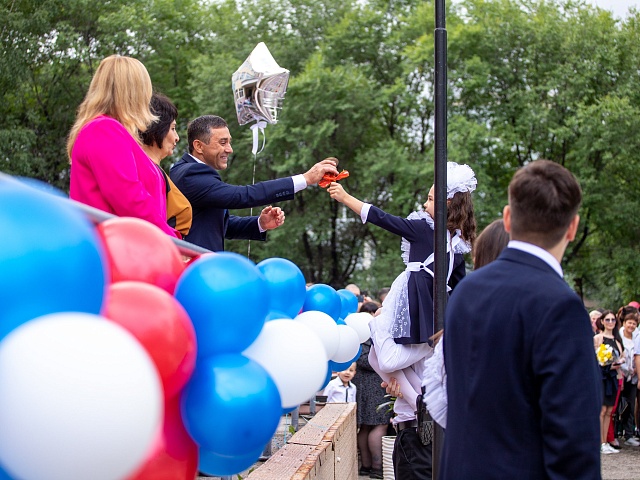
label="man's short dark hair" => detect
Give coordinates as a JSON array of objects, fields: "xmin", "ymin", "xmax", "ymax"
[
  {"xmin": 187, "ymin": 115, "xmax": 228, "ymax": 153},
  {"xmin": 508, "ymin": 160, "xmax": 582, "ymax": 249},
  {"xmin": 140, "ymin": 93, "xmax": 177, "ymax": 149}
]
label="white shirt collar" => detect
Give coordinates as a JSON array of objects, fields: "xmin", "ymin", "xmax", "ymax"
[
  {"xmin": 507, "ymin": 240, "xmax": 563, "ymax": 278},
  {"xmin": 189, "ymin": 153, "xmax": 204, "ymax": 164}
]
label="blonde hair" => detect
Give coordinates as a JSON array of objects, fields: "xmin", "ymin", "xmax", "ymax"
[{"xmin": 67, "ymin": 55, "xmax": 157, "ymax": 161}]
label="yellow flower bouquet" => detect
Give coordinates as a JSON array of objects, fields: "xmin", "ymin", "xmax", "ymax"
[{"xmin": 596, "ymin": 343, "xmax": 614, "ymax": 366}]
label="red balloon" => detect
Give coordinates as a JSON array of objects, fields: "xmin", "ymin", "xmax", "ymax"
[
  {"xmin": 104, "ymin": 281, "xmax": 197, "ymax": 398},
  {"xmin": 127, "ymin": 396, "xmax": 198, "ymax": 480},
  {"xmin": 97, "ymin": 217, "xmax": 185, "ymax": 294}
]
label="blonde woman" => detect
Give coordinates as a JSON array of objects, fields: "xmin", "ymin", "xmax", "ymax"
[{"xmin": 68, "ymin": 55, "xmax": 180, "ymax": 238}]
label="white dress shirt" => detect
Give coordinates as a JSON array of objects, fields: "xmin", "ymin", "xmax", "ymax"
[{"xmin": 323, "ymin": 377, "xmax": 357, "ymax": 403}]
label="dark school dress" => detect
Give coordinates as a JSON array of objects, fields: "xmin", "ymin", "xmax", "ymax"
[
  {"xmin": 602, "ymin": 336, "xmax": 620, "ymax": 407},
  {"xmin": 366, "ymin": 206, "xmax": 466, "ymax": 344}
]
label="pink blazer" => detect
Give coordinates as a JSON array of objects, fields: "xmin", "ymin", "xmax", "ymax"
[{"xmin": 70, "ymin": 115, "xmax": 180, "ymax": 238}]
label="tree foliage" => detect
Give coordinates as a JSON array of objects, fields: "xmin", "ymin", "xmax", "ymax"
[{"xmin": 1, "ymin": 0, "xmax": 639, "ymax": 305}]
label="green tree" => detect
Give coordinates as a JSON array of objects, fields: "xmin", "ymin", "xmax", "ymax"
[
  {"xmin": 205, "ymin": 0, "xmax": 433, "ymax": 292},
  {"xmin": 444, "ymin": 0, "xmax": 640, "ymax": 305},
  {"xmin": 0, "ymin": 0, "xmax": 206, "ymax": 188},
  {"xmin": 4, "ymin": 0, "xmax": 640, "ymax": 303}
]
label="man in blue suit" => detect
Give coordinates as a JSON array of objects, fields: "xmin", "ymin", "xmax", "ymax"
[
  {"xmin": 170, "ymin": 115, "xmax": 338, "ymax": 251},
  {"xmin": 441, "ymin": 160, "xmax": 601, "ymax": 479}
]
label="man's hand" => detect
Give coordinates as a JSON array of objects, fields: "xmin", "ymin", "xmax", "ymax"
[
  {"xmin": 303, "ymin": 157, "xmax": 339, "ymax": 186},
  {"xmin": 258, "ymin": 206, "xmax": 285, "ymax": 231},
  {"xmin": 381, "ymin": 377, "xmax": 403, "ymax": 399}
]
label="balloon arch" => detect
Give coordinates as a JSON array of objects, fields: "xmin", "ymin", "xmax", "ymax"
[{"xmin": 0, "ymin": 173, "xmax": 368, "ymax": 479}]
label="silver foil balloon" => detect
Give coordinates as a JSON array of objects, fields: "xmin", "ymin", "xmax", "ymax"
[{"xmin": 232, "ymin": 42, "xmax": 290, "ymax": 126}]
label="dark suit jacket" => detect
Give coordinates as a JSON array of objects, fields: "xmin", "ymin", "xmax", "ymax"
[
  {"xmin": 170, "ymin": 153, "xmax": 295, "ymax": 251},
  {"xmin": 441, "ymin": 247, "xmax": 601, "ymax": 480}
]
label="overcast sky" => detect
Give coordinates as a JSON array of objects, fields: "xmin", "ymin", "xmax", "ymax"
[{"xmin": 589, "ymin": 0, "xmax": 638, "ymax": 17}]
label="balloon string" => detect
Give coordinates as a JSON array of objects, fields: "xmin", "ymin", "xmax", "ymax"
[
  {"xmin": 248, "ymin": 150, "xmax": 257, "ymax": 259},
  {"xmin": 247, "ymin": 121, "xmax": 266, "ymax": 259}
]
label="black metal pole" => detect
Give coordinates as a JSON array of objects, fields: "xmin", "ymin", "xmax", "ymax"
[{"xmin": 432, "ymin": 0, "xmax": 447, "ymax": 477}]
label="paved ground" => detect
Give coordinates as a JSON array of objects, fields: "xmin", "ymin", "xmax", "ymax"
[{"xmin": 600, "ymin": 442, "xmax": 640, "ymax": 479}]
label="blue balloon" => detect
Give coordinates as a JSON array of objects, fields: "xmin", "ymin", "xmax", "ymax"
[
  {"xmin": 302, "ymin": 284, "xmax": 341, "ymax": 320},
  {"xmin": 257, "ymin": 258, "xmax": 306, "ymax": 318},
  {"xmin": 175, "ymin": 252, "xmax": 269, "ymax": 355},
  {"xmin": 320, "ymin": 362, "xmax": 333, "ymax": 390},
  {"xmin": 0, "ymin": 181, "xmax": 107, "ymax": 341},
  {"xmin": 199, "ymin": 446, "xmax": 264, "ymax": 477},
  {"xmin": 337, "ymin": 289, "xmax": 359, "ymax": 318},
  {"xmin": 335, "ymin": 317, "xmax": 346, "ymax": 325},
  {"xmin": 329, "ymin": 345, "xmax": 362, "ymax": 371},
  {"xmin": 0, "ymin": 464, "xmax": 12, "ymax": 479},
  {"xmin": 265, "ymin": 309, "xmax": 292, "ymax": 322},
  {"xmin": 16, "ymin": 176, "xmax": 67, "ymax": 198},
  {"xmin": 181, "ymin": 353, "xmax": 281, "ymax": 457},
  {"xmin": 282, "ymin": 405, "xmax": 298, "ymax": 415}
]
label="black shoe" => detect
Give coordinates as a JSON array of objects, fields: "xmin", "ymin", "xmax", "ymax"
[
  {"xmin": 359, "ymin": 466, "xmax": 372, "ymax": 475},
  {"xmin": 369, "ymin": 468, "xmax": 384, "ymax": 479},
  {"xmin": 609, "ymin": 442, "xmax": 622, "ymax": 450}
]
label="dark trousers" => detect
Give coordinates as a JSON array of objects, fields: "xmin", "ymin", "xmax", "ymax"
[
  {"xmin": 393, "ymin": 427, "xmax": 432, "ymax": 480},
  {"xmin": 620, "ymin": 380, "xmax": 638, "ymax": 438}
]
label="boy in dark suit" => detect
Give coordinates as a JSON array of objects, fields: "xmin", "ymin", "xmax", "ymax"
[
  {"xmin": 170, "ymin": 115, "xmax": 337, "ymax": 251},
  {"xmin": 441, "ymin": 160, "xmax": 601, "ymax": 479}
]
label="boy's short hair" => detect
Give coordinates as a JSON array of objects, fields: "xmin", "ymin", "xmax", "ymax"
[{"xmin": 508, "ymin": 160, "xmax": 582, "ymax": 249}]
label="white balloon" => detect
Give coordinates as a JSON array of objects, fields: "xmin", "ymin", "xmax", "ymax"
[
  {"xmin": 332, "ymin": 324, "xmax": 361, "ymax": 363},
  {"xmin": 0, "ymin": 313, "xmax": 163, "ymax": 480},
  {"xmin": 344, "ymin": 312, "xmax": 372, "ymax": 343},
  {"xmin": 293, "ymin": 310, "xmax": 340, "ymax": 359},
  {"xmin": 244, "ymin": 320, "xmax": 328, "ymax": 409}
]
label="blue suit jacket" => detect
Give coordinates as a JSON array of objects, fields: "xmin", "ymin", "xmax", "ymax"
[
  {"xmin": 170, "ymin": 153, "xmax": 295, "ymax": 251},
  {"xmin": 441, "ymin": 247, "xmax": 601, "ymax": 480}
]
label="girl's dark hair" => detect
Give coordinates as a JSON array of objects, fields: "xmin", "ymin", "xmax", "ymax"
[
  {"xmin": 359, "ymin": 301, "xmax": 380, "ymax": 314},
  {"xmin": 140, "ymin": 92, "xmax": 177, "ymax": 149},
  {"xmin": 596, "ymin": 310, "xmax": 624, "ymax": 351},
  {"xmin": 473, "ymin": 219, "xmax": 509, "ymax": 269},
  {"xmin": 447, "ymin": 191, "xmax": 477, "ymax": 246}
]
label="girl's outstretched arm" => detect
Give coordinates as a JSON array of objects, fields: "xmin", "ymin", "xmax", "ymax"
[{"xmin": 328, "ymin": 182, "xmax": 364, "ymax": 216}]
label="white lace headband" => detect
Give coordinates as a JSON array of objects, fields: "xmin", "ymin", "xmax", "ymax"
[{"xmin": 447, "ymin": 162, "xmax": 477, "ymax": 199}]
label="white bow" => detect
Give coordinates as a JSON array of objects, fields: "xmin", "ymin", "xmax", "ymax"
[{"xmin": 250, "ymin": 120, "xmax": 267, "ymax": 155}]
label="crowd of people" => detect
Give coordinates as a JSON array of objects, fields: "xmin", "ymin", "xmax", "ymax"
[
  {"xmin": 591, "ymin": 304, "xmax": 640, "ymax": 455},
  {"xmin": 67, "ymin": 54, "xmax": 619, "ymax": 480}
]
